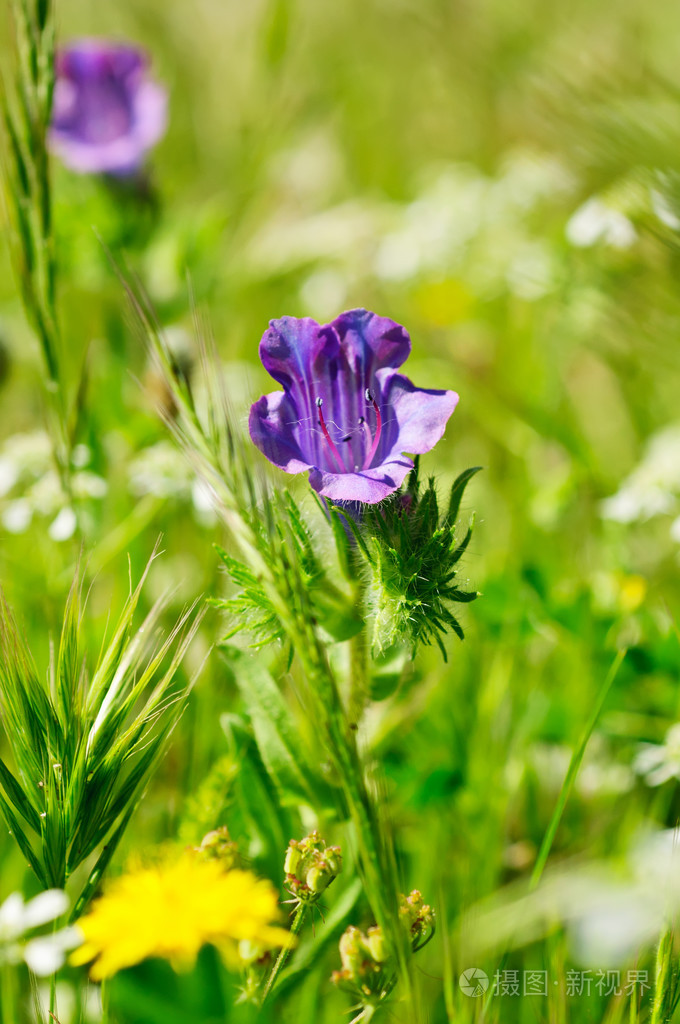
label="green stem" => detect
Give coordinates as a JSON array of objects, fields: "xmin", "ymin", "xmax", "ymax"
[
  {"xmin": 261, "ymin": 902, "xmax": 308, "ymax": 1004},
  {"xmin": 100, "ymin": 979, "xmax": 111, "ymax": 1024},
  {"xmin": 483, "ymin": 648, "xmax": 627, "ymax": 1017},
  {"xmin": 1, "ymin": 962, "xmax": 16, "ymax": 1024},
  {"xmin": 6, "ymin": 0, "xmax": 73, "ymax": 497},
  {"xmin": 529, "ymin": 648, "xmax": 626, "ymax": 890},
  {"xmin": 49, "ymin": 969, "xmax": 57, "ymax": 1020},
  {"xmin": 347, "ymin": 579, "xmax": 369, "ymax": 725},
  {"xmin": 650, "ymin": 928, "xmax": 679, "ymax": 1024}
]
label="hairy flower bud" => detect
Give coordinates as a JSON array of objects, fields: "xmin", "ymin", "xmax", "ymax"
[
  {"xmin": 363, "ymin": 925, "xmax": 387, "ymax": 964},
  {"xmin": 283, "ymin": 841, "xmax": 301, "ymax": 876},
  {"xmin": 194, "ymin": 827, "xmax": 239, "ymax": 869},
  {"xmin": 283, "ymin": 832, "xmax": 342, "ymax": 904},
  {"xmin": 339, "ymin": 926, "xmax": 365, "ymax": 976},
  {"xmin": 399, "ymin": 889, "xmax": 436, "ymax": 948}
]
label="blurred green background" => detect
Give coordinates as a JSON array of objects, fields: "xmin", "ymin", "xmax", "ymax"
[{"xmin": 2, "ymin": 0, "xmax": 680, "ymax": 1020}]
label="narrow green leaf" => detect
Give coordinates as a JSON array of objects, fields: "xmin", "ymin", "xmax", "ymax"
[
  {"xmin": 0, "ymin": 756, "xmax": 41, "ymax": 832},
  {"xmin": 0, "ymin": 790, "xmax": 46, "ymax": 886},
  {"xmin": 223, "ymin": 646, "xmax": 320, "ymax": 808},
  {"xmin": 447, "ymin": 466, "xmax": 482, "ymax": 523}
]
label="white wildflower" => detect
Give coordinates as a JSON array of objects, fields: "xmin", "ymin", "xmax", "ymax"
[
  {"xmin": 566, "ymin": 197, "xmax": 637, "ymax": 249},
  {"xmin": 634, "ymin": 724, "xmax": 680, "ymax": 786},
  {"xmin": 601, "ymin": 425, "xmax": 680, "ymax": 524},
  {"xmin": 0, "ymin": 889, "xmax": 80, "ymax": 976}
]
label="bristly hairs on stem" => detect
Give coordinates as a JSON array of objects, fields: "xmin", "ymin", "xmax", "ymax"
[{"xmin": 1, "ymin": 0, "xmax": 73, "ymax": 493}]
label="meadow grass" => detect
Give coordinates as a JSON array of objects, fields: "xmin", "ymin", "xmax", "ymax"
[{"xmin": 1, "ymin": 0, "xmax": 680, "ymax": 1022}]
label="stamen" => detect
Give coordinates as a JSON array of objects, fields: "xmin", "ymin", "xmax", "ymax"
[
  {"xmin": 362, "ymin": 390, "xmax": 383, "ymax": 471},
  {"xmin": 358, "ymin": 414, "xmax": 372, "ymax": 453},
  {"xmin": 316, "ymin": 397, "xmax": 346, "ymax": 474}
]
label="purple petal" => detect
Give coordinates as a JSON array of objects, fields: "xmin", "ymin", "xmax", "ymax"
[
  {"xmin": 57, "ymin": 40, "xmax": 147, "ymax": 79},
  {"xmin": 331, "ymin": 309, "xmax": 411, "ymax": 376},
  {"xmin": 377, "ymin": 370, "xmax": 458, "ymax": 458},
  {"xmin": 249, "ymin": 392, "xmax": 313, "ymax": 475},
  {"xmin": 49, "ymin": 39, "xmax": 166, "ymax": 175},
  {"xmin": 250, "ymin": 310, "xmax": 459, "ymax": 504},
  {"xmin": 308, "ymin": 457, "xmax": 414, "ymax": 504}
]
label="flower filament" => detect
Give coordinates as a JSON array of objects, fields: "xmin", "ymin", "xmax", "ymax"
[{"xmin": 316, "ymin": 390, "xmax": 383, "ymax": 474}]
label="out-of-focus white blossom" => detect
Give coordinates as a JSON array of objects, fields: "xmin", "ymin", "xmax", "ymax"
[
  {"xmin": 0, "ymin": 432, "xmax": 107, "ymax": 538},
  {"xmin": 128, "ymin": 440, "xmax": 193, "ymax": 500},
  {"xmin": 244, "ymin": 148, "xmax": 573, "ymax": 305},
  {"xmin": 530, "ymin": 739, "xmax": 634, "ymax": 798},
  {"xmin": 601, "ymin": 425, "xmax": 680, "ymax": 533},
  {"xmin": 566, "ymin": 197, "xmax": 637, "ymax": 248},
  {"xmin": 650, "ymin": 182, "xmax": 680, "ymax": 230},
  {"xmin": 468, "ymin": 829, "xmax": 680, "ymax": 968},
  {"xmin": 128, "ymin": 441, "xmax": 216, "ymax": 525},
  {"xmin": 0, "ymin": 889, "xmax": 81, "ymax": 976},
  {"xmin": 634, "ymin": 724, "xmax": 680, "ymax": 786}
]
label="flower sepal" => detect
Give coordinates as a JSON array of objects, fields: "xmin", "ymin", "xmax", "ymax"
[{"xmin": 334, "ymin": 461, "xmax": 481, "ymax": 661}]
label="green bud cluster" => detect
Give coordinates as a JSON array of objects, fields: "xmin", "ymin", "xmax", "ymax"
[
  {"xmin": 399, "ymin": 889, "xmax": 436, "ymax": 950},
  {"xmin": 332, "ymin": 889, "xmax": 436, "ymax": 1004},
  {"xmin": 193, "ymin": 826, "xmax": 240, "ymax": 869},
  {"xmin": 284, "ymin": 831, "xmax": 342, "ymax": 903},
  {"xmin": 332, "ymin": 924, "xmax": 388, "ymax": 998}
]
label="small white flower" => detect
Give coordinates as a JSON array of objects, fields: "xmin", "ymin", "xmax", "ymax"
[
  {"xmin": 601, "ymin": 425, "xmax": 680, "ymax": 524},
  {"xmin": 0, "ymin": 889, "xmax": 79, "ymax": 976},
  {"xmin": 566, "ymin": 197, "xmax": 637, "ymax": 249},
  {"xmin": 24, "ymin": 927, "xmax": 82, "ymax": 976},
  {"xmin": 650, "ymin": 187, "xmax": 680, "ymax": 230},
  {"xmin": 2, "ymin": 499, "xmax": 33, "ymax": 534},
  {"xmin": 634, "ymin": 724, "xmax": 680, "ymax": 786},
  {"xmin": 49, "ymin": 506, "xmax": 77, "ymax": 542}
]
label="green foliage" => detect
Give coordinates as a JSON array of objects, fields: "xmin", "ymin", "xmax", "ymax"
[
  {"xmin": 221, "ymin": 646, "xmax": 336, "ymax": 811},
  {"xmin": 2, "ymin": 0, "xmax": 680, "ymax": 1019},
  {"xmin": 212, "ymin": 490, "xmax": 361, "ymax": 648},
  {"xmin": 0, "ymin": 556, "xmax": 201, "ymax": 907},
  {"xmin": 339, "ymin": 462, "xmax": 480, "ymax": 660}
]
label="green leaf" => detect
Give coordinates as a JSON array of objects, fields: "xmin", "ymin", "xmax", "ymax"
[
  {"xmin": 0, "ymin": 790, "xmax": 46, "ymax": 886},
  {"xmin": 0, "ymin": 755, "xmax": 41, "ymax": 832},
  {"xmin": 222, "ymin": 646, "xmax": 322, "ymax": 809},
  {"xmin": 447, "ymin": 466, "xmax": 483, "ymax": 524}
]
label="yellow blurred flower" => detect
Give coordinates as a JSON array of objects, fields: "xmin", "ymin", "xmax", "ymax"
[
  {"xmin": 617, "ymin": 573, "xmax": 647, "ymax": 615},
  {"xmin": 71, "ymin": 854, "xmax": 292, "ymax": 980}
]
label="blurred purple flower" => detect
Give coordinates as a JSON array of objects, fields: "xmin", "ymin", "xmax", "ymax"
[
  {"xmin": 49, "ymin": 40, "xmax": 167, "ymax": 175},
  {"xmin": 249, "ymin": 309, "xmax": 458, "ymax": 504}
]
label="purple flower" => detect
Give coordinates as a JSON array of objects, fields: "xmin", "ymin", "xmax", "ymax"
[
  {"xmin": 49, "ymin": 40, "xmax": 167, "ymax": 175},
  {"xmin": 249, "ymin": 309, "xmax": 459, "ymax": 504}
]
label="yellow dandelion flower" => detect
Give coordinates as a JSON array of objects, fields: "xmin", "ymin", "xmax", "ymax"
[{"xmin": 70, "ymin": 854, "xmax": 292, "ymax": 980}]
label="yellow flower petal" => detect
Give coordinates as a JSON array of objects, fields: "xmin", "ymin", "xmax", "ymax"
[{"xmin": 70, "ymin": 854, "xmax": 290, "ymax": 980}]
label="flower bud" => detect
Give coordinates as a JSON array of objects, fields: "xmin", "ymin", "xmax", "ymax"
[
  {"xmin": 284, "ymin": 832, "xmax": 342, "ymax": 904},
  {"xmin": 339, "ymin": 926, "xmax": 364, "ymax": 977},
  {"xmin": 305, "ymin": 864, "xmax": 332, "ymax": 894},
  {"xmin": 399, "ymin": 889, "xmax": 435, "ymax": 946},
  {"xmin": 194, "ymin": 826, "xmax": 239, "ymax": 869},
  {"xmin": 323, "ymin": 846, "xmax": 343, "ymax": 876},
  {"xmin": 283, "ymin": 841, "xmax": 301, "ymax": 876},
  {"xmin": 363, "ymin": 925, "xmax": 386, "ymax": 964}
]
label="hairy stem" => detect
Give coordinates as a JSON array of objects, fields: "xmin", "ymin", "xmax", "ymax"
[
  {"xmin": 5, "ymin": 0, "xmax": 72, "ymax": 493},
  {"xmin": 261, "ymin": 902, "xmax": 308, "ymax": 1004}
]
